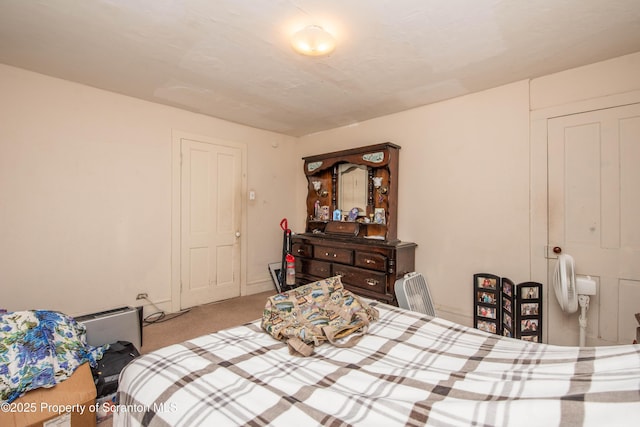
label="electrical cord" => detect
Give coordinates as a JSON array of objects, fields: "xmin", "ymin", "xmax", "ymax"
[{"xmin": 140, "ymin": 295, "xmax": 190, "ymax": 326}]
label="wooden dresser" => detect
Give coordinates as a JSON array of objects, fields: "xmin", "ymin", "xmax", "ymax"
[
  {"xmin": 293, "ymin": 143, "xmax": 416, "ymax": 304},
  {"xmin": 292, "ymin": 234, "xmax": 416, "ymax": 304}
]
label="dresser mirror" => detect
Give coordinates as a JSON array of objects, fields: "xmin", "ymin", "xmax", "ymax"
[{"xmin": 337, "ymin": 163, "xmax": 368, "ymax": 215}]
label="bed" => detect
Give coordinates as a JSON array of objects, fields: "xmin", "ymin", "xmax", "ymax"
[{"xmin": 114, "ymin": 301, "xmax": 640, "ymax": 426}]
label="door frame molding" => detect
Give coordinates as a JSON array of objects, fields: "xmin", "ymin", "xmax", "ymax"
[
  {"xmin": 529, "ymin": 89, "xmax": 640, "ymax": 342},
  {"xmin": 170, "ymin": 130, "xmax": 248, "ymax": 313}
]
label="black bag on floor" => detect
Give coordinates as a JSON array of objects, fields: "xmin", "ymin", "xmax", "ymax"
[{"xmin": 92, "ymin": 340, "xmax": 140, "ymax": 397}]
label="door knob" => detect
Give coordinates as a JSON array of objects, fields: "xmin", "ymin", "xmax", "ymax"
[
  {"xmin": 553, "ymin": 246, "xmax": 562, "ymax": 254},
  {"xmin": 235, "ymin": 231, "xmax": 241, "ymax": 237}
]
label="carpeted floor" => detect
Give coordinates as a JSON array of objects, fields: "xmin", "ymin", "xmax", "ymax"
[
  {"xmin": 97, "ymin": 289, "xmax": 274, "ymax": 426},
  {"xmin": 139, "ymin": 290, "xmax": 273, "ymax": 353}
]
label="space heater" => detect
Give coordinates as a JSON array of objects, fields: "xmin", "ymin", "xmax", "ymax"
[{"xmin": 75, "ymin": 306, "xmax": 142, "ymax": 350}]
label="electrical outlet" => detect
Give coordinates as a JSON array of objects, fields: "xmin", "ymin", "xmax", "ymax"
[{"xmin": 136, "ymin": 293, "xmax": 148, "ymax": 300}]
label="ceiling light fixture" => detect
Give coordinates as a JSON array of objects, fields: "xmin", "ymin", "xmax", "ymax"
[{"xmin": 291, "ymin": 25, "xmax": 336, "ymax": 57}]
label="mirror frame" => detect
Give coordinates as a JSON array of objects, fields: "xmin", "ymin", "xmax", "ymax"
[{"xmin": 302, "ymin": 142, "xmax": 401, "ymax": 242}]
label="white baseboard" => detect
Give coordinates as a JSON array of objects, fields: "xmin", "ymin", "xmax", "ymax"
[
  {"xmin": 245, "ymin": 278, "xmax": 276, "ymax": 295},
  {"xmin": 436, "ymin": 305, "xmax": 473, "ymax": 328}
]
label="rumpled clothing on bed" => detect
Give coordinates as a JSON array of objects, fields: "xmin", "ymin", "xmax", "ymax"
[{"xmin": 0, "ymin": 310, "xmax": 105, "ymax": 402}]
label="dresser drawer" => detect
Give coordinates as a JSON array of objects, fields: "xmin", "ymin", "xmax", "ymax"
[
  {"xmin": 296, "ymin": 258, "xmax": 331, "ymax": 278},
  {"xmin": 354, "ymin": 252, "xmax": 387, "ymax": 272},
  {"xmin": 332, "ymin": 265, "xmax": 386, "ymax": 294},
  {"xmin": 315, "ymin": 246, "xmax": 353, "ymax": 265},
  {"xmin": 292, "ymin": 242, "xmax": 313, "ymax": 258}
]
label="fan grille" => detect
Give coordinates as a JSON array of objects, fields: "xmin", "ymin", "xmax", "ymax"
[
  {"xmin": 554, "ymin": 254, "xmax": 578, "ymax": 313},
  {"xmin": 395, "ymin": 272, "xmax": 436, "ymax": 317}
]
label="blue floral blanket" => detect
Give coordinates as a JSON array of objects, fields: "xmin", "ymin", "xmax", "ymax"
[{"xmin": 0, "ymin": 310, "xmax": 105, "ymax": 402}]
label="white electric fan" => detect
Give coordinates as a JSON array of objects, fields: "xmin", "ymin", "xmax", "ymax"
[
  {"xmin": 395, "ymin": 272, "xmax": 437, "ymax": 317},
  {"xmin": 553, "ymin": 254, "xmax": 597, "ymax": 346}
]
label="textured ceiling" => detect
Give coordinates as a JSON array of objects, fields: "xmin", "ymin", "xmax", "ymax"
[{"xmin": 1, "ymin": 0, "xmax": 639, "ymax": 136}]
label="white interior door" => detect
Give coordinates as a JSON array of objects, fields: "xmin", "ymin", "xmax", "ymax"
[
  {"xmin": 180, "ymin": 138, "xmax": 242, "ymax": 309},
  {"xmin": 547, "ymin": 103, "xmax": 640, "ymax": 346}
]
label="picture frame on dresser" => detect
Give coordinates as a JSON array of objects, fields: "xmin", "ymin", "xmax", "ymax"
[{"xmin": 374, "ymin": 208, "xmax": 386, "ymax": 224}]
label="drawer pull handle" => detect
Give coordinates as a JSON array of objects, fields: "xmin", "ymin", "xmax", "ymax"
[
  {"xmin": 297, "ymin": 249, "xmax": 304, "ymax": 254},
  {"xmin": 335, "ymin": 271, "xmax": 345, "ymax": 276},
  {"xmin": 366, "ymin": 279, "xmax": 379, "ymax": 286},
  {"xmin": 365, "ymin": 259, "xmax": 375, "ymax": 264},
  {"xmin": 325, "ymin": 252, "xmax": 337, "ymax": 257}
]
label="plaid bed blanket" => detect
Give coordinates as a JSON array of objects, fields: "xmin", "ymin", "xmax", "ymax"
[{"xmin": 115, "ymin": 303, "xmax": 640, "ymax": 426}]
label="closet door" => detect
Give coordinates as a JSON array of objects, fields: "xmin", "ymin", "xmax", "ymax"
[{"xmin": 547, "ymin": 103, "xmax": 640, "ymax": 345}]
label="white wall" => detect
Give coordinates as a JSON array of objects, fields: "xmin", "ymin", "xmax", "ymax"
[
  {"xmin": 297, "ymin": 81, "xmax": 531, "ymax": 326},
  {"xmin": 0, "ymin": 64, "xmax": 297, "ymax": 316},
  {"xmin": 530, "ymin": 52, "xmax": 640, "ymax": 110}
]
